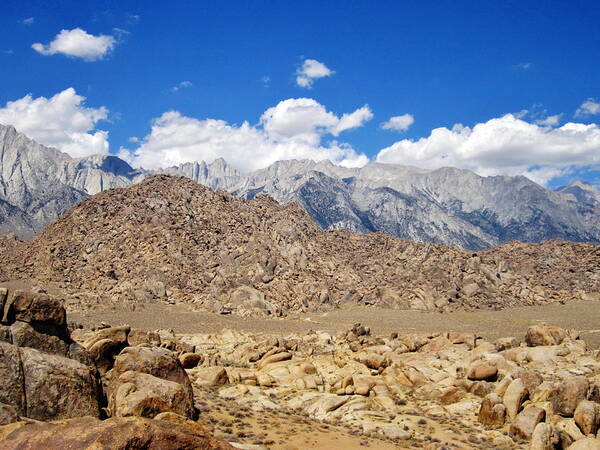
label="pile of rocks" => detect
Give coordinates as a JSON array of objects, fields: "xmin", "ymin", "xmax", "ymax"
[
  {"xmin": 176, "ymin": 323, "xmax": 600, "ymax": 448},
  {"xmin": 0, "ymin": 287, "xmax": 232, "ymax": 449},
  {"xmin": 0, "ymin": 175, "xmax": 598, "ymax": 317}
]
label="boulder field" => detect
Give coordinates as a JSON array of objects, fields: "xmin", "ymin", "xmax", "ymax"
[{"xmin": 2, "ymin": 287, "xmax": 600, "ymax": 448}]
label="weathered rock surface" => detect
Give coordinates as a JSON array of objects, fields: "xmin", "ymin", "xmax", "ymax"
[
  {"xmin": 20, "ymin": 347, "xmax": 100, "ymax": 421},
  {"xmin": 0, "ymin": 416, "xmax": 233, "ymax": 449},
  {"xmin": 108, "ymin": 370, "xmax": 195, "ymax": 419}
]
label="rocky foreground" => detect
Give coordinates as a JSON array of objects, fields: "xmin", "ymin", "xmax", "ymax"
[
  {"xmin": 3, "ymin": 287, "xmax": 600, "ymax": 449},
  {"xmin": 0, "ymin": 175, "xmax": 598, "ymax": 318}
]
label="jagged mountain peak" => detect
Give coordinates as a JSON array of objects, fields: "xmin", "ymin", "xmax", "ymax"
[{"xmin": 0, "ymin": 125, "xmax": 599, "ymax": 249}]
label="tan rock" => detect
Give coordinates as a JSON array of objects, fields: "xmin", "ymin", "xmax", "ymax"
[
  {"xmin": 478, "ymin": 393, "xmax": 506, "ymax": 426},
  {"xmin": 530, "ymin": 422, "xmax": 561, "ymax": 450},
  {"xmin": 0, "ymin": 416, "xmax": 233, "ymax": 449},
  {"xmin": 87, "ymin": 338, "xmax": 123, "ymax": 374},
  {"xmin": 495, "ymin": 337, "xmax": 519, "ymax": 351},
  {"xmin": 127, "ymin": 328, "xmax": 161, "ymax": 347},
  {"xmin": 526, "ymin": 325, "xmax": 567, "ymax": 347},
  {"xmin": 509, "ymin": 406, "xmax": 546, "ymax": 440},
  {"xmin": 189, "ymin": 367, "xmax": 229, "ymax": 387},
  {"xmin": 10, "ymin": 321, "xmax": 69, "ymax": 356},
  {"xmin": 257, "ymin": 351, "xmax": 292, "ymax": 370},
  {"xmin": 20, "ymin": 346, "xmax": 100, "ymax": 421},
  {"xmin": 179, "ymin": 353, "xmax": 203, "ymax": 369},
  {"xmin": 552, "ymin": 376, "xmax": 589, "ymax": 417},
  {"xmin": 354, "ymin": 352, "xmax": 385, "ymax": 370},
  {"xmin": 82, "ymin": 325, "xmax": 130, "ymax": 349},
  {"xmin": 556, "ymin": 418, "xmax": 586, "ymax": 442},
  {"xmin": 574, "ymin": 400, "xmax": 599, "ymax": 436},
  {"xmin": 568, "ymin": 438, "xmax": 600, "ymax": 450},
  {"xmin": 304, "ymin": 395, "xmax": 348, "ymax": 420},
  {"xmin": 3, "ymin": 291, "xmax": 66, "ymax": 326},
  {"xmin": 0, "ymin": 342, "xmax": 25, "ymax": 417},
  {"xmin": 154, "ymin": 411, "xmax": 209, "ymax": 435},
  {"xmin": 467, "ymin": 361, "xmax": 497, "ymax": 381},
  {"xmin": 503, "ymin": 378, "xmax": 528, "ymax": 421},
  {"xmin": 109, "ymin": 370, "xmax": 195, "ymax": 419},
  {"xmin": 112, "ymin": 346, "xmax": 192, "ymax": 395}
]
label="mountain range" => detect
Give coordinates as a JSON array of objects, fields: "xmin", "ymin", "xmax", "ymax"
[{"xmin": 1, "ymin": 123, "xmax": 599, "ymax": 250}]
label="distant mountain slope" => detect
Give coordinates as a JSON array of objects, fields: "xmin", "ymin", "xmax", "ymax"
[
  {"xmin": 1, "ymin": 123, "xmax": 599, "ymax": 249},
  {"xmin": 556, "ymin": 180, "xmax": 600, "ymax": 207},
  {"xmin": 229, "ymin": 159, "xmax": 600, "ymax": 249}
]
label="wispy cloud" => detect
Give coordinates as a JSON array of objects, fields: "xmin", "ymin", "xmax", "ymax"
[
  {"xmin": 20, "ymin": 17, "xmax": 34, "ymax": 25},
  {"xmin": 575, "ymin": 98, "xmax": 600, "ymax": 117},
  {"xmin": 170, "ymin": 80, "xmax": 193, "ymax": 92},
  {"xmin": 534, "ymin": 114, "xmax": 562, "ymax": 127},
  {"xmin": 261, "ymin": 76, "xmax": 270, "ymax": 87},
  {"xmin": 3, "ymin": 49, "xmax": 14, "ymax": 55},
  {"xmin": 515, "ymin": 62, "xmax": 533, "ymax": 70},
  {"xmin": 127, "ymin": 14, "xmax": 140, "ymax": 23}
]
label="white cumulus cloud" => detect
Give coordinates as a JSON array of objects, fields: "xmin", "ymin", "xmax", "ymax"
[
  {"xmin": 576, "ymin": 98, "xmax": 600, "ymax": 118},
  {"xmin": 380, "ymin": 114, "xmax": 414, "ymax": 132},
  {"xmin": 120, "ymin": 98, "xmax": 370, "ymax": 171},
  {"xmin": 295, "ymin": 59, "xmax": 334, "ymax": 88},
  {"xmin": 0, "ymin": 88, "xmax": 109, "ymax": 157},
  {"xmin": 32, "ymin": 28, "xmax": 116, "ymax": 61},
  {"xmin": 376, "ymin": 114, "xmax": 600, "ymax": 185}
]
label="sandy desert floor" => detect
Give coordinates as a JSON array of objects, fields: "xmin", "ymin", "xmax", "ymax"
[{"xmin": 71, "ymin": 299, "xmax": 600, "ymax": 348}]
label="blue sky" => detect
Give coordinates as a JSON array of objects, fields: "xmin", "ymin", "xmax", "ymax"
[{"xmin": 1, "ymin": 0, "xmax": 599, "ymax": 188}]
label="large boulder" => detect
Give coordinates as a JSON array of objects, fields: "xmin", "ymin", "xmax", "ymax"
[
  {"xmin": 10, "ymin": 321, "xmax": 69, "ymax": 356},
  {"xmin": 0, "ymin": 403, "xmax": 18, "ymax": 426},
  {"xmin": 0, "ymin": 342, "xmax": 25, "ymax": 416},
  {"xmin": 109, "ymin": 370, "xmax": 195, "ymax": 419},
  {"xmin": 530, "ymin": 423, "xmax": 562, "ymax": 450},
  {"xmin": 467, "ymin": 361, "xmax": 498, "ymax": 381},
  {"xmin": 0, "ymin": 416, "xmax": 233, "ymax": 449},
  {"xmin": 82, "ymin": 326, "xmax": 131, "ymax": 374},
  {"xmin": 525, "ymin": 325, "xmax": 568, "ymax": 347},
  {"xmin": 552, "ymin": 377, "xmax": 590, "ymax": 417},
  {"xmin": 509, "ymin": 406, "xmax": 546, "ymax": 440},
  {"xmin": 478, "ymin": 393, "xmax": 506, "ymax": 426},
  {"xmin": 574, "ymin": 400, "xmax": 599, "ymax": 436},
  {"xmin": 111, "ymin": 346, "xmax": 192, "ymax": 394},
  {"xmin": 503, "ymin": 378, "xmax": 528, "ymax": 421},
  {"xmin": 188, "ymin": 367, "xmax": 229, "ymax": 387},
  {"xmin": 20, "ymin": 347, "xmax": 100, "ymax": 421},
  {"xmin": 568, "ymin": 438, "xmax": 600, "ymax": 450},
  {"xmin": 3, "ymin": 291, "xmax": 66, "ymax": 326}
]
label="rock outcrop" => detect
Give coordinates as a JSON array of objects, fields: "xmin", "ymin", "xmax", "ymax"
[
  {"xmin": 0, "ymin": 286, "xmax": 232, "ymax": 447},
  {"xmin": 0, "ymin": 416, "xmax": 233, "ymax": 450}
]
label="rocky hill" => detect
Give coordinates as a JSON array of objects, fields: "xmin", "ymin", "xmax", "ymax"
[
  {"xmin": 0, "ymin": 175, "xmax": 598, "ymax": 316},
  {"xmin": 2, "ymin": 123, "xmax": 600, "ymax": 250}
]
